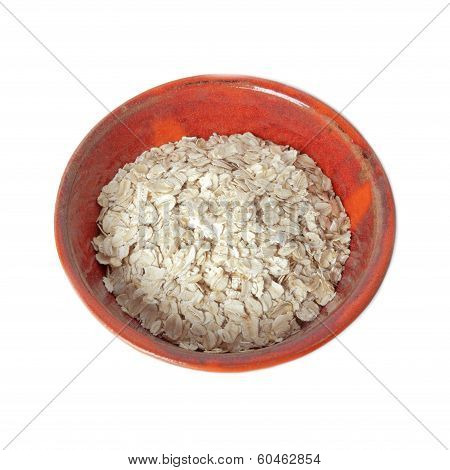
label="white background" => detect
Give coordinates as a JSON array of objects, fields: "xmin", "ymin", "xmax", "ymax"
[{"xmin": 0, "ymin": 0, "xmax": 449, "ymax": 468}]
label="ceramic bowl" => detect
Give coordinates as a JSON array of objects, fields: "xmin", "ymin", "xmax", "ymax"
[{"xmin": 55, "ymin": 75, "xmax": 395, "ymax": 371}]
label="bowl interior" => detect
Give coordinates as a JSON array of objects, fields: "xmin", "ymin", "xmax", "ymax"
[{"xmin": 55, "ymin": 76, "xmax": 395, "ymax": 371}]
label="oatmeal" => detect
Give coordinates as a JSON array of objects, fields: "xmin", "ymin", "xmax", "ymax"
[{"xmin": 92, "ymin": 133, "xmax": 351, "ymax": 352}]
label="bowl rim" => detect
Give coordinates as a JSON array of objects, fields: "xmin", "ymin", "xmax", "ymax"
[{"xmin": 54, "ymin": 74, "xmax": 396, "ymax": 372}]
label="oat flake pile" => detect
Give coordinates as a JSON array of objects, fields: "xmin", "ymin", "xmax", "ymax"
[{"xmin": 92, "ymin": 133, "xmax": 351, "ymax": 352}]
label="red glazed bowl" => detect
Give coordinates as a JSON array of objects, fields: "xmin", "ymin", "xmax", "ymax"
[{"xmin": 55, "ymin": 75, "xmax": 395, "ymax": 372}]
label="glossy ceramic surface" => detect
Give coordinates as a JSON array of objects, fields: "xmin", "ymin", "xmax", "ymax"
[{"xmin": 55, "ymin": 75, "xmax": 395, "ymax": 371}]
